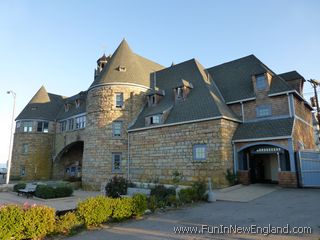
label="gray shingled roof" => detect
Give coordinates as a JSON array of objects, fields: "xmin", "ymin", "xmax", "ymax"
[
  {"xmin": 130, "ymin": 59, "xmax": 239, "ymax": 130},
  {"xmin": 279, "ymin": 71, "xmax": 305, "ymax": 82},
  {"xmin": 206, "ymin": 55, "xmax": 294, "ymax": 102},
  {"xmin": 90, "ymin": 39, "xmax": 164, "ymax": 88},
  {"xmin": 55, "ymin": 92, "xmax": 87, "ymax": 120},
  {"xmin": 16, "ymin": 86, "xmax": 64, "ymax": 121},
  {"xmin": 233, "ymin": 118, "xmax": 294, "ymax": 141}
]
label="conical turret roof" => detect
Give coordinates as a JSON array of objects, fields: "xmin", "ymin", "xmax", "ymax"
[{"xmin": 90, "ymin": 39, "xmax": 163, "ymax": 88}]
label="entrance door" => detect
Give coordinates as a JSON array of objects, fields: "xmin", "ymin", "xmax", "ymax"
[{"xmin": 250, "ymin": 155, "xmax": 265, "ymax": 183}]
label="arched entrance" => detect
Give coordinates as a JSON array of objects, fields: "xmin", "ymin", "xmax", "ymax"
[
  {"xmin": 238, "ymin": 143, "xmax": 291, "ymax": 184},
  {"xmin": 53, "ymin": 141, "xmax": 84, "ymax": 181}
]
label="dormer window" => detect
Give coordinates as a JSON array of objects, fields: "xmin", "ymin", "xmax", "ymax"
[
  {"xmin": 256, "ymin": 74, "xmax": 267, "ymax": 90},
  {"xmin": 177, "ymin": 87, "xmax": 183, "ymax": 99},
  {"xmin": 150, "ymin": 115, "xmax": 160, "ymax": 124},
  {"xmin": 75, "ymin": 99, "xmax": 80, "ymax": 108},
  {"xmin": 64, "ymin": 103, "xmax": 69, "ymax": 112},
  {"xmin": 118, "ymin": 66, "xmax": 126, "ymax": 72},
  {"xmin": 174, "ymin": 79, "xmax": 193, "ymax": 101},
  {"xmin": 147, "ymin": 88, "xmax": 165, "ymax": 107}
]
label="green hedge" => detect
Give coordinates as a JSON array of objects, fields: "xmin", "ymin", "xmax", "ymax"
[
  {"xmin": 13, "ymin": 182, "xmax": 26, "ymax": 192},
  {"xmin": 35, "ymin": 185, "xmax": 73, "ymax": 199},
  {"xmin": 0, "ymin": 204, "xmax": 55, "ymax": 240}
]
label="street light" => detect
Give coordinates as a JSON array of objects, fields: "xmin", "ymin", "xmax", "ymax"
[{"xmin": 6, "ymin": 90, "xmax": 16, "ymax": 185}]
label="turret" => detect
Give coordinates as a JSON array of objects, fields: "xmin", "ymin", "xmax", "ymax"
[{"xmin": 94, "ymin": 54, "xmax": 111, "ymax": 78}]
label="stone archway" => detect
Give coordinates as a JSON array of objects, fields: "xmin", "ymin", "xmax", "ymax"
[{"xmin": 53, "ymin": 141, "xmax": 84, "ymax": 181}]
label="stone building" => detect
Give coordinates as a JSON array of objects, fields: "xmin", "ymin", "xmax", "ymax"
[{"xmin": 11, "ymin": 39, "xmax": 315, "ymax": 189}]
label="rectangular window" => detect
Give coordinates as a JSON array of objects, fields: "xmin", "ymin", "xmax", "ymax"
[
  {"xmin": 115, "ymin": 93, "xmax": 124, "ymax": 108},
  {"xmin": 37, "ymin": 121, "xmax": 49, "ymax": 133},
  {"xmin": 177, "ymin": 87, "xmax": 183, "ymax": 99},
  {"xmin": 256, "ymin": 74, "xmax": 267, "ymax": 90},
  {"xmin": 112, "ymin": 121, "xmax": 122, "ymax": 137},
  {"xmin": 22, "ymin": 144, "xmax": 29, "ymax": 154},
  {"xmin": 16, "ymin": 121, "xmax": 21, "ymax": 129},
  {"xmin": 150, "ymin": 115, "xmax": 160, "ymax": 124},
  {"xmin": 20, "ymin": 165, "xmax": 25, "ymax": 176},
  {"xmin": 60, "ymin": 121, "xmax": 67, "ymax": 132},
  {"xmin": 256, "ymin": 105, "xmax": 272, "ymax": 117},
  {"xmin": 112, "ymin": 153, "xmax": 122, "ymax": 172},
  {"xmin": 22, "ymin": 121, "xmax": 33, "ymax": 132},
  {"xmin": 75, "ymin": 116, "xmax": 86, "ymax": 129},
  {"xmin": 193, "ymin": 144, "xmax": 206, "ymax": 161},
  {"xmin": 68, "ymin": 118, "xmax": 74, "ymax": 131}
]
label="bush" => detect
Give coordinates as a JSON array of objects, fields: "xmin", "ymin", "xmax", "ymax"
[
  {"xmin": 105, "ymin": 176, "xmax": 129, "ymax": 198},
  {"xmin": 77, "ymin": 196, "xmax": 113, "ymax": 227},
  {"xmin": 192, "ymin": 181, "xmax": 207, "ymax": 201},
  {"xmin": 112, "ymin": 197, "xmax": 133, "ymax": 221},
  {"xmin": 35, "ymin": 185, "xmax": 73, "ymax": 199},
  {"xmin": 0, "ymin": 205, "xmax": 24, "ymax": 240},
  {"xmin": 132, "ymin": 194, "xmax": 147, "ymax": 217},
  {"xmin": 23, "ymin": 205, "xmax": 55, "ymax": 239},
  {"xmin": 148, "ymin": 195, "xmax": 157, "ymax": 212},
  {"xmin": 55, "ymin": 211, "xmax": 83, "ymax": 235},
  {"xmin": 178, "ymin": 188, "xmax": 197, "ymax": 204},
  {"xmin": 54, "ymin": 186, "xmax": 73, "ymax": 198},
  {"xmin": 225, "ymin": 168, "xmax": 238, "ymax": 185},
  {"xmin": 150, "ymin": 185, "xmax": 176, "ymax": 208},
  {"xmin": 167, "ymin": 194, "xmax": 178, "ymax": 207},
  {"xmin": 13, "ymin": 182, "xmax": 26, "ymax": 192}
]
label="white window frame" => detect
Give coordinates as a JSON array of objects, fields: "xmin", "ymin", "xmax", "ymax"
[
  {"xmin": 112, "ymin": 121, "xmax": 122, "ymax": 137},
  {"xmin": 112, "ymin": 153, "xmax": 122, "ymax": 173},
  {"xmin": 256, "ymin": 105, "xmax": 272, "ymax": 117},
  {"xmin": 193, "ymin": 144, "xmax": 206, "ymax": 161},
  {"xmin": 60, "ymin": 120, "xmax": 67, "ymax": 132},
  {"xmin": 22, "ymin": 121, "xmax": 33, "ymax": 133},
  {"xmin": 37, "ymin": 121, "xmax": 49, "ymax": 133},
  {"xmin": 68, "ymin": 118, "xmax": 74, "ymax": 131},
  {"xmin": 151, "ymin": 115, "xmax": 161, "ymax": 124},
  {"xmin": 22, "ymin": 144, "xmax": 29, "ymax": 154},
  {"xmin": 75, "ymin": 115, "xmax": 86, "ymax": 129},
  {"xmin": 256, "ymin": 74, "xmax": 267, "ymax": 90}
]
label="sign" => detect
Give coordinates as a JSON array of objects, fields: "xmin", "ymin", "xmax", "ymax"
[{"xmin": 251, "ymin": 147, "xmax": 283, "ymax": 154}]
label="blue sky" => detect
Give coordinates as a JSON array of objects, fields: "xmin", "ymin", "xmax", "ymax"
[{"xmin": 0, "ymin": 0, "xmax": 320, "ymax": 164}]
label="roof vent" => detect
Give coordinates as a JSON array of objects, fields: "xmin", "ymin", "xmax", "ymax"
[{"xmin": 117, "ymin": 66, "xmax": 127, "ymax": 72}]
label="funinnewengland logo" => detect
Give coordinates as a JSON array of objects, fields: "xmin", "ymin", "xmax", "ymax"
[{"xmin": 173, "ymin": 224, "xmax": 312, "ymax": 236}]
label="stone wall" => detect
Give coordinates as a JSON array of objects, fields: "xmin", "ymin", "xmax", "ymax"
[
  {"xmin": 278, "ymin": 172, "xmax": 298, "ymax": 188},
  {"xmin": 293, "ymin": 118, "xmax": 315, "ymax": 150},
  {"xmin": 11, "ymin": 132, "xmax": 53, "ymax": 180},
  {"xmin": 82, "ymin": 85, "xmax": 147, "ymax": 190},
  {"xmin": 129, "ymin": 119, "xmax": 238, "ymax": 187}
]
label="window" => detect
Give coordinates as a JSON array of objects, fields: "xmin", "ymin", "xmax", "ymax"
[
  {"xmin": 60, "ymin": 121, "xmax": 67, "ymax": 132},
  {"xmin": 115, "ymin": 93, "xmax": 124, "ymax": 108},
  {"xmin": 64, "ymin": 104, "xmax": 69, "ymax": 112},
  {"xmin": 22, "ymin": 121, "xmax": 33, "ymax": 132},
  {"xmin": 37, "ymin": 121, "xmax": 49, "ymax": 133},
  {"xmin": 22, "ymin": 144, "xmax": 29, "ymax": 154},
  {"xmin": 75, "ymin": 99, "xmax": 80, "ymax": 108},
  {"xmin": 176, "ymin": 87, "xmax": 183, "ymax": 99},
  {"xmin": 20, "ymin": 165, "xmax": 25, "ymax": 176},
  {"xmin": 256, "ymin": 105, "xmax": 272, "ymax": 117},
  {"xmin": 75, "ymin": 116, "xmax": 86, "ymax": 129},
  {"xmin": 112, "ymin": 153, "xmax": 122, "ymax": 172},
  {"xmin": 68, "ymin": 118, "xmax": 74, "ymax": 131},
  {"xmin": 256, "ymin": 74, "xmax": 267, "ymax": 90},
  {"xmin": 150, "ymin": 115, "xmax": 160, "ymax": 124},
  {"xmin": 193, "ymin": 144, "xmax": 206, "ymax": 161},
  {"xmin": 112, "ymin": 121, "xmax": 122, "ymax": 137},
  {"xmin": 16, "ymin": 121, "xmax": 21, "ymax": 129}
]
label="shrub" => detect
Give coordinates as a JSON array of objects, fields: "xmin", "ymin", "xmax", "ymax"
[
  {"xmin": 148, "ymin": 195, "xmax": 157, "ymax": 212},
  {"xmin": 23, "ymin": 205, "xmax": 55, "ymax": 239},
  {"xmin": 192, "ymin": 181, "xmax": 207, "ymax": 201},
  {"xmin": 112, "ymin": 197, "xmax": 133, "ymax": 221},
  {"xmin": 132, "ymin": 194, "xmax": 147, "ymax": 217},
  {"xmin": 178, "ymin": 188, "xmax": 197, "ymax": 204},
  {"xmin": 167, "ymin": 194, "xmax": 178, "ymax": 207},
  {"xmin": 35, "ymin": 185, "xmax": 55, "ymax": 199},
  {"xmin": 105, "ymin": 176, "xmax": 128, "ymax": 198},
  {"xmin": 55, "ymin": 211, "xmax": 83, "ymax": 235},
  {"xmin": 225, "ymin": 168, "xmax": 238, "ymax": 185},
  {"xmin": 13, "ymin": 182, "xmax": 26, "ymax": 192},
  {"xmin": 150, "ymin": 185, "xmax": 175, "ymax": 207},
  {"xmin": 54, "ymin": 186, "xmax": 73, "ymax": 198},
  {"xmin": 0, "ymin": 205, "xmax": 24, "ymax": 240},
  {"xmin": 77, "ymin": 196, "xmax": 113, "ymax": 227}
]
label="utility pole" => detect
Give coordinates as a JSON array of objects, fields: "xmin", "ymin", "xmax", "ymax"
[
  {"xmin": 308, "ymin": 79, "xmax": 320, "ymax": 129},
  {"xmin": 6, "ymin": 90, "xmax": 16, "ymax": 185}
]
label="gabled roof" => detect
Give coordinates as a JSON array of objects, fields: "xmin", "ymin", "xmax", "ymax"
[
  {"xmin": 233, "ymin": 118, "xmax": 294, "ymax": 141},
  {"xmin": 55, "ymin": 92, "xmax": 87, "ymax": 120},
  {"xmin": 279, "ymin": 71, "xmax": 305, "ymax": 82},
  {"xmin": 206, "ymin": 55, "xmax": 294, "ymax": 103},
  {"xmin": 90, "ymin": 39, "xmax": 163, "ymax": 88},
  {"xmin": 16, "ymin": 86, "xmax": 64, "ymax": 121},
  {"xmin": 130, "ymin": 59, "xmax": 239, "ymax": 130}
]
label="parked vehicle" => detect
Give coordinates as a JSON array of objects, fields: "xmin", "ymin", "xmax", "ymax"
[{"xmin": 0, "ymin": 168, "xmax": 7, "ymax": 174}]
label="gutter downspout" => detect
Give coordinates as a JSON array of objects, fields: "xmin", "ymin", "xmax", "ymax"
[
  {"xmin": 240, "ymin": 101, "xmax": 244, "ymax": 122},
  {"xmin": 127, "ymin": 131, "xmax": 130, "ymax": 180}
]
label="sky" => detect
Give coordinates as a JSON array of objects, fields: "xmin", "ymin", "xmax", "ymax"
[{"xmin": 0, "ymin": 0, "xmax": 320, "ymax": 165}]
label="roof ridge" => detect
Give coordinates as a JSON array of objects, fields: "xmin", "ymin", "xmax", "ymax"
[{"xmin": 206, "ymin": 54, "xmax": 255, "ymax": 70}]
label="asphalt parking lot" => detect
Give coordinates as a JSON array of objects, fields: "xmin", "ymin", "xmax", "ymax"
[{"xmin": 68, "ymin": 187, "xmax": 320, "ymax": 240}]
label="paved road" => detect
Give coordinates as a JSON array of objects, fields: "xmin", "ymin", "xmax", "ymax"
[{"xmin": 68, "ymin": 188, "xmax": 320, "ymax": 240}]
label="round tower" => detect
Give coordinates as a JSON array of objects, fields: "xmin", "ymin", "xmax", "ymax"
[{"xmin": 82, "ymin": 40, "xmax": 163, "ymax": 190}]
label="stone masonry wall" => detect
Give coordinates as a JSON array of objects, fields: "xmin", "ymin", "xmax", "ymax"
[
  {"xmin": 129, "ymin": 119, "xmax": 238, "ymax": 187},
  {"xmin": 82, "ymin": 85, "xmax": 147, "ymax": 190}
]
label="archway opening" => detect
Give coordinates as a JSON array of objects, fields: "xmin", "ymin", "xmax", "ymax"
[
  {"xmin": 53, "ymin": 141, "xmax": 84, "ymax": 181},
  {"xmin": 238, "ymin": 144, "xmax": 290, "ymax": 184}
]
